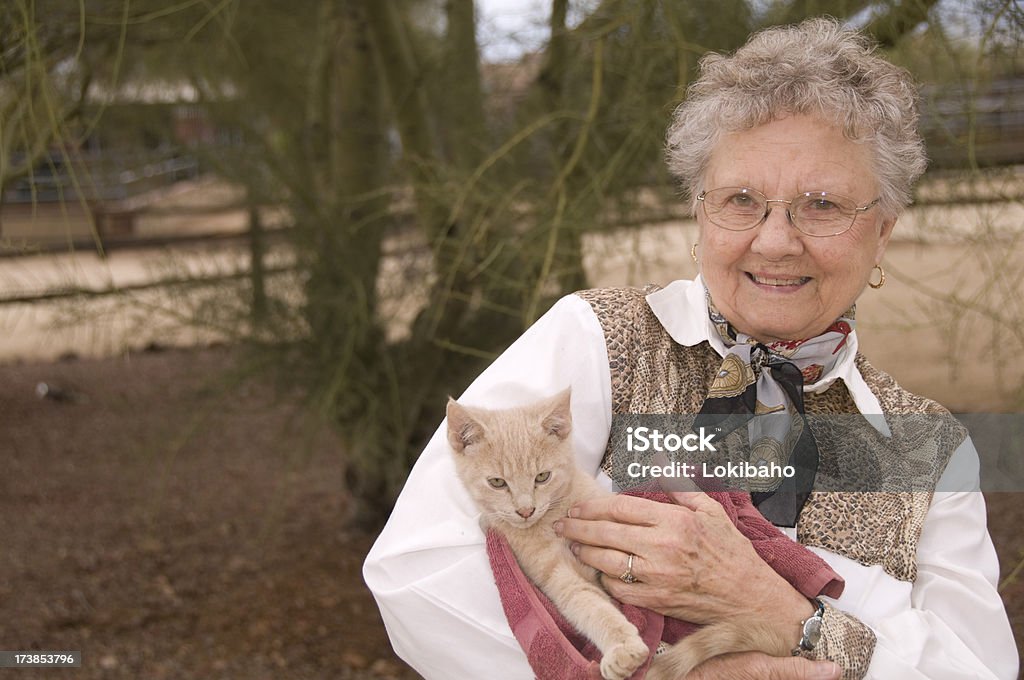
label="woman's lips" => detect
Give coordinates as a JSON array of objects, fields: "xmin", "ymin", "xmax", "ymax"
[{"xmin": 746, "ymin": 272, "xmax": 812, "ymax": 287}]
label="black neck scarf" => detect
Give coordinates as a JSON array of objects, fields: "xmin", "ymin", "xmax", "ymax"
[{"xmin": 694, "ymin": 298, "xmax": 855, "ymax": 527}]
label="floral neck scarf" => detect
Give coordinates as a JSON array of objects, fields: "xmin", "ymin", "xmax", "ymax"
[{"xmin": 695, "ymin": 295, "xmax": 855, "ymax": 527}]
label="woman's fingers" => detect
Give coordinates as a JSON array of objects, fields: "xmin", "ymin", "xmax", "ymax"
[
  {"xmin": 568, "ymin": 493, "xmax": 667, "ymax": 526},
  {"xmin": 570, "ymin": 544, "xmax": 665, "ymax": 608},
  {"xmin": 569, "ymin": 491, "xmax": 725, "ymax": 528},
  {"xmin": 555, "ymin": 517, "xmax": 650, "ymax": 554},
  {"xmin": 572, "ymin": 543, "xmax": 641, "ymax": 580},
  {"xmin": 600, "ymin": 573, "xmax": 663, "ymax": 609},
  {"xmin": 556, "ymin": 495, "xmax": 679, "ymax": 553}
]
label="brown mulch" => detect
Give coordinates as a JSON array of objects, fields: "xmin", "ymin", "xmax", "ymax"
[{"xmin": 0, "ymin": 348, "xmax": 1020, "ymax": 678}]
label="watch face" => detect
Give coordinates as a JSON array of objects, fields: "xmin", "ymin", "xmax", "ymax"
[{"xmin": 803, "ymin": 617, "xmax": 823, "ymax": 649}]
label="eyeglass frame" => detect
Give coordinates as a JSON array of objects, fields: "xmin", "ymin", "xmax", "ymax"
[{"xmin": 696, "ymin": 186, "xmax": 881, "ymax": 237}]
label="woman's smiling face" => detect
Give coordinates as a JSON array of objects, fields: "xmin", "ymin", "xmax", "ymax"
[{"xmin": 697, "ymin": 115, "xmax": 896, "ymax": 343}]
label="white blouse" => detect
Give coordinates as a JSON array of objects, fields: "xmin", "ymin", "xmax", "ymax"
[{"xmin": 363, "ymin": 278, "xmax": 1018, "ymax": 679}]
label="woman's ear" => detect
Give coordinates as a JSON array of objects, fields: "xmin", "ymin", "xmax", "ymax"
[{"xmin": 875, "ymin": 215, "xmax": 897, "ymax": 263}]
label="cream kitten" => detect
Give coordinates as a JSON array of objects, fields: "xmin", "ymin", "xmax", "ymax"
[{"xmin": 446, "ymin": 388, "xmax": 792, "ymax": 680}]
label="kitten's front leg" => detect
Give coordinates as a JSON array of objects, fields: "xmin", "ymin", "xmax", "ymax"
[{"xmin": 543, "ymin": 562, "xmax": 649, "ymax": 680}]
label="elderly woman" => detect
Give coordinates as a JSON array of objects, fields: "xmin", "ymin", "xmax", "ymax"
[{"xmin": 364, "ymin": 18, "xmax": 1018, "ymax": 680}]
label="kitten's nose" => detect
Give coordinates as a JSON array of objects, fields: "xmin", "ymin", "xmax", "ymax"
[{"xmin": 516, "ymin": 507, "xmax": 535, "ymax": 519}]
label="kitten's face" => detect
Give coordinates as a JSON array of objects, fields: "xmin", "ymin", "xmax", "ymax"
[{"xmin": 447, "ymin": 390, "xmax": 575, "ymax": 530}]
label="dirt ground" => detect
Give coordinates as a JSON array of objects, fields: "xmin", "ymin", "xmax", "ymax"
[
  {"xmin": 1, "ymin": 347, "xmax": 1021, "ymax": 679},
  {"xmin": 0, "ymin": 347, "xmax": 419, "ymax": 680}
]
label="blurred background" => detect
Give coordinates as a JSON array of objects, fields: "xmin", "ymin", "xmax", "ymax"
[{"xmin": 0, "ymin": 1, "xmax": 1021, "ymax": 677}]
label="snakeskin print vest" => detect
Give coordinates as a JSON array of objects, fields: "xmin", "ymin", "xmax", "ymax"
[{"xmin": 575, "ymin": 286, "xmax": 967, "ymax": 584}]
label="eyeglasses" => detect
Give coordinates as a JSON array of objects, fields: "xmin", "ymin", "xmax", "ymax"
[{"xmin": 697, "ymin": 187, "xmax": 880, "ymax": 237}]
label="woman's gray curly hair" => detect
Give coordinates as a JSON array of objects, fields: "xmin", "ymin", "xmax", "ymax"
[{"xmin": 666, "ymin": 17, "xmax": 925, "ymax": 219}]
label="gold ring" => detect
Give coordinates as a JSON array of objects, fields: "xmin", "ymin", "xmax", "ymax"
[{"xmin": 619, "ymin": 553, "xmax": 639, "ymax": 584}]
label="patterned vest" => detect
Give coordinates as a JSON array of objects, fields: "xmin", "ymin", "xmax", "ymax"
[{"xmin": 575, "ymin": 286, "xmax": 967, "ymax": 584}]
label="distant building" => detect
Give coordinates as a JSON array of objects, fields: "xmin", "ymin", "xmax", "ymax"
[
  {"xmin": 1, "ymin": 79, "xmax": 241, "ymax": 247},
  {"xmin": 922, "ymin": 75, "xmax": 1024, "ymax": 168}
]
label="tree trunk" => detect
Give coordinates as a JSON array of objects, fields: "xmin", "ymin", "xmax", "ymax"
[
  {"xmin": 443, "ymin": 0, "xmax": 488, "ymax": 172},
  {"xmin": 299, "ymin": 0, "xmax": 394, "ymax": 525},
  {"xmin": 363, "ymin": 0, "xmax": 448, "ymax": 240}
]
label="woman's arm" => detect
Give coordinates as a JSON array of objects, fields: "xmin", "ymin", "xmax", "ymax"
[
  {"xmin": 826, "ymin": 438, "xmax": 1017, "ymax": 679},
  {"xmin": 362, "ymin": 294, "xmax": 615, "ymax": 679},
  {"xmin": 863, "ymin": 489, "xmax": 1018, "ymax": 677}
]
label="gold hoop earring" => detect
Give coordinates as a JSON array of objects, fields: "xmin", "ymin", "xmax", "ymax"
[
  {"xmin": 868, "ymin": 264, "xmax": 885, "ymax": 289},
  {"xmin": 691, "ymin": 243, "xmax": 699, "ymax": 264}
]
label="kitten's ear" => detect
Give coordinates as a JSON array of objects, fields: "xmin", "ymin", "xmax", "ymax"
[
  {"xmin": 541, "ymin": 387, "xmax": 573, "ymax": 441},
  {"xmin": 446, "ymin": 398, "xmax": 485, "ymax": 454}
]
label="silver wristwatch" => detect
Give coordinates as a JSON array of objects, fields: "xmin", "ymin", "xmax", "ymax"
[{"xmin": 792, "ymin": 599, "xmax": 825, "ymax": 656}]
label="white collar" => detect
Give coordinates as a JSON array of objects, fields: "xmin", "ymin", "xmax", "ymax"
[{"xmin": 645, "ymin": 276, "xmax": 891, "ymax": 437}]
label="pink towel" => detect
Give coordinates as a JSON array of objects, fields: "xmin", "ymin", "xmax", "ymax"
[{"xmin": 485, "ymin": 489, "xmax": 844, "ymax": 680}]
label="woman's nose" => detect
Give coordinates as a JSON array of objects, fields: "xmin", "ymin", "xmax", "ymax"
[{"xmin": 750, "ymin": 205, "xmax": 804, "ymax": 258}]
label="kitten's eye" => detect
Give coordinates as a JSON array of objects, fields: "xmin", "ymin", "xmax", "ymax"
[
  {"xmin": 535, "ymin": 471, "xmax": 551, "ymax": 484},
  {"xmin": 487, "ymin": 477, "xmax": 507, "ymax": 489}
]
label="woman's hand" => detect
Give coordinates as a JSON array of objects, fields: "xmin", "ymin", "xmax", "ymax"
[
  {"xmin": 689, "ymin": 652, "xmax": 840, "ymax": 680},
  {"xmin": 554, "ymin": 491, "xmax": 813, "ymax": 631}
]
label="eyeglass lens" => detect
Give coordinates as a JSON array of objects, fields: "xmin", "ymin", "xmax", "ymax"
[{"xmin": 702, "ymin": 188, "xmax": 858, "ymax": 236}]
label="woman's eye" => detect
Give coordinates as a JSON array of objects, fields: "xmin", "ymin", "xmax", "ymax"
[
  {"xmin": 809, "ymin": 199, "xmax": 839, "ymax": 212},
  {"xmin": 535, "ymin": 471, "xmax": 551, "ymax": 484},
  {"xmin": 487, "ymin": 477, "xmax": 507, "ymax": 489},
  {"xmin": 723, "ymin": 193, "xmax": 760, "ymax": 213}
]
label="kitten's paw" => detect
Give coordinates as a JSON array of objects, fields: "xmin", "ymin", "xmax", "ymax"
[{"xmin": 600, "ymin": 636, "xmax": 649, "ymax": 680}]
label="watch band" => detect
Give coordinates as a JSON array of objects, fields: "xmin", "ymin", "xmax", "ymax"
[{"xmin": 792, "ymin": 598, "xmax": 826, "ymax": 656}]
